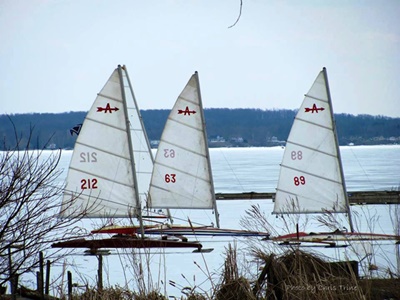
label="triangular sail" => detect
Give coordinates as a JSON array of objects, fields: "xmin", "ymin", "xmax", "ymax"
[
  {"xmin": 273, "ymin": 68, "xmax": 348, "ymax": 214},
  {"xmin": 149, "ymin": 72, "xmax": 217, "ymax": 214},
  {"xmin": 61, "ymin": 66, "xmax": 144, "ymax": 218},
  {"xmin": 122, "ymin": 68, "xmax": 154, "ymax": 208}
]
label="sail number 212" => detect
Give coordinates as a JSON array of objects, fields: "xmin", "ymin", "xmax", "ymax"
[{"xmin": 81, "ymin": 178, "xmax": 98, "ymax": 189}]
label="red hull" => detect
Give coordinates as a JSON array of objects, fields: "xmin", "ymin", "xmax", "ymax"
[
  {"xmin": 273, "ymin": 231, "xmax": 400, "ymax": 242},
  {"xmin": 52, "ymin": 237, "xmax": 203, "ymax": 251},
  {"xmin": 91, "ymin": 225, "xmax": 270, "ymax": 238}
]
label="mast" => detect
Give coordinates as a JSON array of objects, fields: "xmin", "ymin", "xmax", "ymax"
[
  {"xmin": 118, "ymin": 65, "xmax": 145, "ymax": 238},
  {"xmin": 323, "ymin": 67, "xmax": 354, "ymax": 232},
  {"xmin": 195, "ymin": 71, "xmax": 220, "ymax": 228}
]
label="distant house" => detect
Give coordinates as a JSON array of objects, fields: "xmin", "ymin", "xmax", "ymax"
[
  {"xmin": 231, "ymin": 137, "xmax": 244, "ymax": 143},
  {"xmin": 150, "ymin": 140, "xmax": 160, "ymax": 148},
  {"xmin": 266, "ymin": 136, "xmax": 285, "ymax": 146},
  {"xmin": 46, "ymin": 143, "xmax": 57, "ymax": 149},
  {"xmin": 210, "ymin": 136, "xmax": 226, "ymax": 143}
]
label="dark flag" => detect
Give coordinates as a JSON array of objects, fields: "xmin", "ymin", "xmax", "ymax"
[{"xmin": 70, "ymin": 124, "xmax": 82, "ymax": 136}]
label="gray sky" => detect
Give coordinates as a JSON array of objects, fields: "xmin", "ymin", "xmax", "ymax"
[{"xmin": 1, "ymin": 0, "xmax": 399, "ymax": 117}]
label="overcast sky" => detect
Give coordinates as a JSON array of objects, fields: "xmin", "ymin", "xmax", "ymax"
[{"xmin": 1, "ymin": 0, "xmax": 399, "ymax": 117}]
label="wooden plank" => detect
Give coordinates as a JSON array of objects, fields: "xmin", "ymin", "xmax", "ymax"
[{"xmin": 215, "ymin": 191, "xmax": 400, "ymax": 204}]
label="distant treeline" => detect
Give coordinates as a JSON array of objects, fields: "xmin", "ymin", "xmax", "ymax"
[{"xmin": 1, "ymin": 109, "xmax": 399, "ymax": 150}]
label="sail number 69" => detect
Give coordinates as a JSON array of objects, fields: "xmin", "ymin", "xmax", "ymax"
[{"xmin": 293, "ymin": 176, "xmax": 306, "ymax": 186}]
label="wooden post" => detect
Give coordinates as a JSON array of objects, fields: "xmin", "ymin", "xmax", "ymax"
[
  {"xmin": 67, "ymin": 271, "xmax": 72, "ymax": 299},
  {"xmin": 45, "ymin": 260, "xmax": 51, "ymax": 295},
  {"xmin": 8, "ymin": 248, "xmax": 16, "ymax": 300},
  {"xmin": 39, "ymin": 252, "xmax": 44, "ymax": 299},
  {"xmin": 97, "ymin": 255, "xmax": 103, "ymax": 291},
  {"xmin": 36, "ymin": 272, "xmax": 40, "ymax": 291}
]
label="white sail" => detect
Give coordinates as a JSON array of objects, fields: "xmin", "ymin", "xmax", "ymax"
[
  {"xmin": 122, "ymin": 69, "xmax": 154, "ymax": 208},
  {"xmin": 61, "ymin": 66, "xmax": 148, "ymax": 218},
  {"xmin": 149, "ymin": 72, "xmax": 216, "ymax": 211},
  {"xmin": 273, "ymin": 68, "xmax": 348, "ymax": 214}
]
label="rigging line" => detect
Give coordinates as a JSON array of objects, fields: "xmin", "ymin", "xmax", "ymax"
[
  {"xmin": 161, "ymin": 213, "xmax": 214, "ymax": 227},
  {"xmin": 217, "ymin": 149, "xmax": 246, "ymax": 192},
  {"xmin": 348, "ymin": 147, "xmax": 377, "ymax": 190}
]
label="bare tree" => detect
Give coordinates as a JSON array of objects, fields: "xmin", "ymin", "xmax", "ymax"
[{"xmin": 0, "ymin": 121, "xmax": 86, "ymax": 287}]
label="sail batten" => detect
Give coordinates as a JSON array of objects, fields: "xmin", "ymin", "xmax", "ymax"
[
  {"xmin": 303, "ymin": 94, "xmax": 328, "ymax": 102},
  {"xmin": 285, "ymin": 141, "xmax": 337, "ymax": 158},
  {"xmin": 167, "ymin": 117, "xmax": 204, "ymax": 132},
  {"xmin": 152, "ymin": 161, "xmax": 210, "ymax": 182},
  {"xmin": 73, "ymin": 142, "xmax": 131, "ymax": 160},
  {"xmin": 96, "ymin": 93, "xmax": 123, "ymax": 102},
  {"xmin": 295, "ymin": 117, "xmax": 333, "ymax": 130},
  {"xmin": 280, "ymin": 164, "xmax": 344, "ymax": 185},
  {"xmin": 83, "ymin": 117, "xmax": 126, "ymax": 132},
  {"xmin": 157, "ymin": 139, "xmax": 207, "ymax": 158}
]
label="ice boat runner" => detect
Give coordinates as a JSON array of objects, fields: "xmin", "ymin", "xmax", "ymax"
[
  {"xmin": 90, "ymin": 71, "xmax": 270, "ymax": 238},
  {"xmin": 53, "ymin": 65, "xmax": 203, "ymax": 252},
  {"xmin": 271, "ymin": 67, "xmax": 400, "ymax": 246}
]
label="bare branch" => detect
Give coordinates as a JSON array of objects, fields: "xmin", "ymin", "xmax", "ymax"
[
  {"xmin": 228, "ymin": 0, "xmax": 243, "ymax": 28},
  {"xmin": 0, "ymin": 122, "xmax": 88, "ymax": 286}
]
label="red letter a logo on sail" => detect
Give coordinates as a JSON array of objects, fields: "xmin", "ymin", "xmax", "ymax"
[
  {"xmin": 97, "ymin": 103, "xmax": 119, "ymax": 113},
  {"xmin": 305, "ymin": 103, "xmax": 325, "ymax": 113},
  {"xmin": 177, "ymin": 106, "xmax": 196, "ymax": 116}
]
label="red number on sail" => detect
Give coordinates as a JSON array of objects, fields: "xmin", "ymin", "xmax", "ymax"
[
  {"xmin": 294, "ymin": 176, "xmax": 305, "ymax": 186},
  {"xmin": 165, "ymin": 174, "xmax": 176, "ymax": 183},
  {"xmin": 81, "ymin": 178, "xmax": 98, "ymax": 189}
]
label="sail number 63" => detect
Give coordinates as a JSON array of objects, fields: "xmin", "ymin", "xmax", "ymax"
[
  {"xmin": 164, "ymin": 149, "xmax": 175, "ymax": 158},
  {"xmin": 165, "ymin": 174, "xmax": 176, "ymax": 183},
  {"xmin": 293, "ymin": 176, "xmax": 306, "ymax": 186}
]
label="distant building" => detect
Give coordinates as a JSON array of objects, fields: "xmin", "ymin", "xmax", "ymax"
[
  {"xmin": 46, "ymin": 143, "xmax": 57, "ymax": 149},
  {"xmin": 210, "ymin": 136, "xmax": 226, "ymax": 143},
  {"xmin": 150, "ymin": 140, "xmax": 160, "ymax": 148},
  {"xmin": 266, "ymin": 136, "xmax": 285, "ymax": 146}
]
